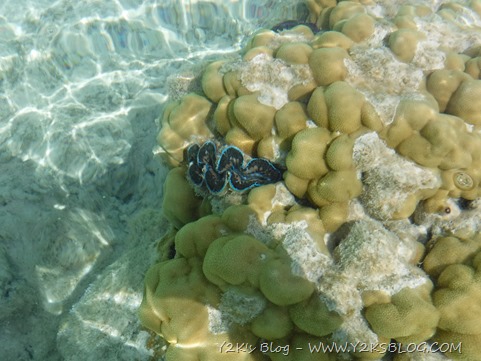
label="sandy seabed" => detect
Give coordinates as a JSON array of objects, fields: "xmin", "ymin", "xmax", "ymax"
[{"xmin": 0, "ymin": 0, "xmax": 305, "ymax": 359}]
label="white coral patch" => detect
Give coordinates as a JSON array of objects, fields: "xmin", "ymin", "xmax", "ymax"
[
  {"xmin": 207, "ymin": 305, "xmax": 230, "ymax": 335},
  {"xmin": 218, "ymin": 287, "xmax": 266, "ymax": 325},
  {"xmin": 331, "ymin": 315, "xmax": 379, "ymax": 354},
  {"xmin": 345, "ymin": 45, "xmax": 425, "ymax": 125},
  {"xmin": 334, "ymin": 221, "xmax": 426, "ymax": 293},
  {"xmin": 270, "ymin": 183, "xmax": 296, "ymax": 210},
  {"xmin": 416, "ymin": 12, "xmax": 481, "ymax": 54},
  {"xmin": 280, "ymin": 222, "xmax": 333, "ymax": 281},
  {"xmin": 317, "ymin": 220, "xmax": 429, "ymax": 346},
  {"xmin": 238, "ymin": 53, "xmax": 313, "ymax": 110},
  {"xmin": 353, "ymin": 133, "xmax": 441, "ymax": 220}
]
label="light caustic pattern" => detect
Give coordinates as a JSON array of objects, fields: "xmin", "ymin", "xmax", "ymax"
[
  {"xmin": 0, "ymin": 2, "xmax": 306, "ymax": 359},
  {"xmin": 0, "ymin": 0, "xmax": 301, "ymax": 186}
]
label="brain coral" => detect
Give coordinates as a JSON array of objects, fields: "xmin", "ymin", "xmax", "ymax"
[{"xmin": 144, "ymin": 0, "xmax": 481, "ymax": 360}]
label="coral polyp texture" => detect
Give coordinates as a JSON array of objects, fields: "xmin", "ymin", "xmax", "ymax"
[{"xmin": 143, "ymin": 0, "xmax": 481, "ymax": 360}]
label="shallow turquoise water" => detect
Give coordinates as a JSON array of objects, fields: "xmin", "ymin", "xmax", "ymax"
[
  {"xmin": 0, "ymin": 0, "xmax": 303, "ymax": 185},
  {"xmin": 0, "ymin": 1, "xmax": 305, "ymax": 359}
]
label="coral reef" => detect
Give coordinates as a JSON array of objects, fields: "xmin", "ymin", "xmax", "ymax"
[
  {"xmin": 142, "ymin": 0, "xmax": 481, "ymax": 360},
  {"xmin": 423, "ymin": 236, "xmax": 481, "ymax": 360}
]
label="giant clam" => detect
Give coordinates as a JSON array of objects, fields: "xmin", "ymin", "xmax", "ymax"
[{"xmin": 185, "ymin": 141, "xmax": 283, "ymax": 194}]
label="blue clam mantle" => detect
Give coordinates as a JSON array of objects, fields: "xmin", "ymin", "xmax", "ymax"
[{"xmin": 186, "ymin": 141, "xmax": 283, "ymax": 194}]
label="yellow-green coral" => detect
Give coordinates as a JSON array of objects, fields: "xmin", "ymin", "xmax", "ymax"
[
  {"xmin": 140, "ymin": 195, "xmax": 338, "ymax": 360},
  {"xmin": 431, "ymin": 252, "xmax": 481, "ymax": 360},
  {"xmin": 381, "ymin": 97, "xmax": 481, "ymax": 212},
  {"xmin": 161, "ymin": 167, "xmax": 205, "ymax": 229},
  {"xmin": 423, "ymin": 235, "xmax": 481, "ymax": 278},
  {"xmin": 364, "ymin": 285, "xmax": 440, "ymax": 344},
  {"xmin": 139, "ymin": 258, "xmax": 262, "ymax": 361},
  {"xmin": 146, "ymin": 1, "xmax": 481, "ymax": 359},
  {"xmin": 284, "ymin": 126, "xmax": 361, "ymax": 229},
  {"xmin": 420, "ymin": 235, "xmax": 481, "ymax": 360},
  {"xmin": 156, "ymin": 93, "xmax": 213, "ymax": 166}
]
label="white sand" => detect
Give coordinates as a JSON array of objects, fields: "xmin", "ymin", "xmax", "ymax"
[{"xmin": 0, "ymin": 0, "xmax": 305, "ymax": 359}]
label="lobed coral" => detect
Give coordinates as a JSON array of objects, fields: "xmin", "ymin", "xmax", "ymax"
[
  {"xmin": 143, "ymin": 0, "xmax": 481, "ymax": 360},
  {"xmin": 423, "ymin": 236, "xmax": 481, "ymax": 360}
]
